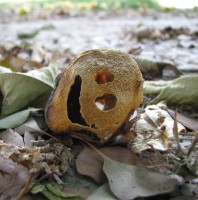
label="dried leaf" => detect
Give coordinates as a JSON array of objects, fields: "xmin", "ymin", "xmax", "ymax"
[
  {"xmin": 0, "ymin": 55, "xmax": 44, "ymax": 72},
  {"xmin": 0, "ymin": 129, "xmax": 24, "ymax": 146},
  {"xmin": 24, "ymin": 131, "xmax": 35, "ymax": 149},
  {"xmin": 168, "ymin": 109, "xmax": 198, "ymax": 131},
  {"xmin": 31, "ymin": 42, "xmax": 51, "ymax": 64},
  {"xmin": 0, "ymin": 55, "xmax": 17, "ymax": 72},
  {"xmin": 132, "ymin": 102, "xmax": 186, "ymax": 153},
  {"xmin": 76, "ymin": 147, "xmax": 106, "ymax": 183},
  {"xmin": 0, "ymin": 155, "xmax": 29, "ymax": 200},
  {"xmin": 76, "ymin": 146, "xmax": 142, "ymax": 183},
  {"xmin": 87, "ymin": 184, "xmax": 117, "ymax": 200},
  {"xmin": 134, "ymin": 57, "xmax": 181, "ymax": 80},
  {"xmin": 103, "ymin": 156, "xmax": 177, "ymax": 200}
]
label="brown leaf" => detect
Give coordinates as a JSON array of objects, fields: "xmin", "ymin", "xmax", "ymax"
[
  {"xmin": 114, "ymin": 130, "xmax": 137, "ymax": 144},
  {"xmin": 168, "ymin": 109, "xmax": 198, "ymax": 131},
  {"xmin": 76, "ymin": 146, "xmax": 106, "ymax": 183},
  {"xmin": 76, "ymin": 146, "xmax": 142, "ymax": 183},
  {"xmin": 0, "ymin": 155, "xmax": 29, "ymax": 200}
]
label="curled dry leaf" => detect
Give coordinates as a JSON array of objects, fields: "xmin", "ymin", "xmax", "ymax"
[{"xmin": 131, "ymin": 102, "xmax": 186, "ymax": 153}]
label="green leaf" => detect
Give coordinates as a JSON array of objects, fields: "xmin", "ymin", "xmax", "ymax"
[
  {"xmin": 0, "ymin": 62, "xmax": 60, "ymax": 116},
  {"xmin": 31, "ymin": 183, "xmax": 85, "ymax": 200},
  {"xmin": 144, "ymin": 76, "xmax": 198, "ymax": 109},
  {"xmin": 26, "ymin": 62, "xmax": 60, "ymax": 87},
  {"xmin": 17, "ymin": 24, "xmax": 55, "ymax": 39},
  {"xmin": 144, "ymin": 80, "xmax": 170, "ymax": 95},
  {"xmin": 87, "ymin": 184, "xmax": 117, "ymax": 200},
  {"xmin": 0, "ymin": 108, "xmax": 41, "ymax": 129},
  {"xmin": 31, "ymin": 183, "xmax": 45, "ymax": 194},
  {"xmin": 103, "ymin": 156, "xmax": 177, "ymax": 200},
  {"xmin": 46, "ymin": 183, "xmax": 78, "ymax": 198},
  {"xmin": 18, "ymin": 30, "xmax": 39, "ymax": 39}
]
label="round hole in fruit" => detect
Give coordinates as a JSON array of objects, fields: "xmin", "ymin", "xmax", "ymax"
[
  {"xmin": 94, "ymin": 68, "xmax": 114, "ymax": 84},
  {"xmin": 95, "ymin": 93, "xmax": 117, "ymax": 111}
]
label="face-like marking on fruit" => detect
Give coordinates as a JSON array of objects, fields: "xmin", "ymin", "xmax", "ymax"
[{"xmin": 45, "ymin": 49, "xmax": 143, "ymax": 142}]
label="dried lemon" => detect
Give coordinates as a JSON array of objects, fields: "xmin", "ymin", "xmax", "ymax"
[{"xmin": 45, "ymin": 49, "xmax": 143, "ymax": 142}]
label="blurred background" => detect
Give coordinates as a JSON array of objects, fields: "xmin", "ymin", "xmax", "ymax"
[{"xmin": 0, "ymin": 0, "xmax": 198, "ymax": 75}]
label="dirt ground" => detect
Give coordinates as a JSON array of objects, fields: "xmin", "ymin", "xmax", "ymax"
[{"xmin": 0, "ymin": 10, "xmax": 198, "ymax": 73}]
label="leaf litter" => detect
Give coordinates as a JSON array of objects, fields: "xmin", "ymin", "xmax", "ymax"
[
  {"xmin": 0, "ymin": 4, "xmax": 198, "ymax": 200},
  {"xmin": 0, "ymin": 128, "xmax": 73, "ymax": 199},
  {"xmin": 103, "ymin": 156, "xmax": 177, "ymax": 200}
]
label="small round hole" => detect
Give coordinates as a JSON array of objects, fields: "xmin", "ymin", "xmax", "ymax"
[
  {"xmin": 94, "ymin": 68, "xmax": 114, "ymax": 84},
  {"xmin": 95, "ymin": 93, "xmax": 117, "ymax": 111}
]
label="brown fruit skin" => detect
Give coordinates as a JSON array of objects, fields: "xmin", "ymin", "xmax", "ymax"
[{"xmin": 45, "ymin": 49, "xmax": 143, "ymax": 142}]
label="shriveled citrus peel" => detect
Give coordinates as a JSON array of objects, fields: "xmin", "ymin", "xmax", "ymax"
[{"xmin": 45, "ymin": 49, "xmax": 143, "ymax": 142}]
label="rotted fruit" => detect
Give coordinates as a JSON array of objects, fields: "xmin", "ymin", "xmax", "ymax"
[{"xmin": 45, "ymin": 49, "xmax": 143, "ymax": 142}]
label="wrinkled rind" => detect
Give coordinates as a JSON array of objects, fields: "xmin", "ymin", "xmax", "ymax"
[{"xmin": 45, "ymin": 49, "xmax": 143, "ymax": 142}]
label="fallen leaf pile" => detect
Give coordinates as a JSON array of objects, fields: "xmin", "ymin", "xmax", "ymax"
[
  {"xmin": 0, "ymin": 129, "xmax": 73, "ymax": 199},
  {"xmin": 131, "ymin": 101, "xmax": 186, "ymax": 153},
  {"xmin": 0, "ymin": 50, "xmax": 197, "ymax": 199}
]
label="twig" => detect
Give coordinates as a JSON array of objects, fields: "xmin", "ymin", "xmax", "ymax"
[
  {"xmin": 69, "ymin": 133, "xmax": 105, "ymax": 158},
  {"xmin": 187, "ymin": 137, "xmax": 198, "ymax": 157},
  {"xmin": 16, "ymin": 170, "xmax": 37, "ymax": 200},
  {"xmin": 173, "ymin": 109, "xmax": 183, "ymax": 154}
]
